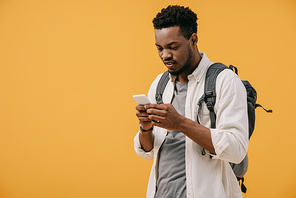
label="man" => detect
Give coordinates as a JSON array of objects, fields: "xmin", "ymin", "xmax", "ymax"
[{"xmin": 134, "ymin": 5, "xmax": 248, "ymax": 198}]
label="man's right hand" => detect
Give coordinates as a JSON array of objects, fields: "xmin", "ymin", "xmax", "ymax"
[
  {"xmin": 136, "ymin": 105, "xmax": 154, "ymax": 152},
  {"xmin": 136, "ymin": 105, "xmax": 153, "ymax": 130}
]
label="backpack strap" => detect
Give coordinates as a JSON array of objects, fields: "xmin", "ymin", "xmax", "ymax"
[
  {"xmin": 229, "ymin": 65, "xmax": 238, "ymax": 75},
  {"xmin": 197, "ymin": 63, "xmax": 229, "ymax": 156},
  {"xmin": 155, "ymin": 71, "xmax": 170, "ymax": 105},
  {"xmin": 197, "ymin": 63, "xmax": 230, "ymax": 128},
  {"xmin": 237, "ymin": 177, "xmax": 247, "ymax": 193},
  {"xmin": 255, "ymin": 104, "xmax": 273, "ymax": 113}
]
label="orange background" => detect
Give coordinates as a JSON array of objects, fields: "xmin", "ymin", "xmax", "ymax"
[{"xmin": 0, "ymin": 0, "xmax": 295, "ymax": 197}]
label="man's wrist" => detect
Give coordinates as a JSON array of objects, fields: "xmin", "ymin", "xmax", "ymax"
[{"xmin": 139, "ymin": 122, "xmax": 153, "ymax": 134}]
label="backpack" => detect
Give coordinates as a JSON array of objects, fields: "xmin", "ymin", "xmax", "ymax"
[{"xmin": 155, "ymin": 63, "xmax": 272, "ymax": 193}]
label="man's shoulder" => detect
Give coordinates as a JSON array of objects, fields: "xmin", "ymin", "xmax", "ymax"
[
  {"xmin": 147, "ymin": 71, "xmax": 174, "ymax": 103},
  {"xmin": 216, "ymin": 66, "xmax": 240, "ymax": 83},
  {"xmin": 151, "ymin": 72, "xmax": 169, "ymax": 85},
  {"xmin": 215, "ymin": 66, "xmax": 245, "ymax": 95}
]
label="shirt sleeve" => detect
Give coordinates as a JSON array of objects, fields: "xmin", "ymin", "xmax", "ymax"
[
  {"xmin": 210, "ymin": 71, "xmax": 249, "ymax": 164},
  {"xmin": 133, "ymin": 131, "xmax": 155, "ymax": 161}
]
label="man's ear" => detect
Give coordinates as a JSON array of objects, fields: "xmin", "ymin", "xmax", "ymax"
[{"xmin": 190, "ymin": 33, "xmax": 198, "ymax": 46}]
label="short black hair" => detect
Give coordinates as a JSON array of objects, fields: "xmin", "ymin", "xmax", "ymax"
[{"xmin": 152, "ymin": 5, "xmax": 198, "ymax": 40}]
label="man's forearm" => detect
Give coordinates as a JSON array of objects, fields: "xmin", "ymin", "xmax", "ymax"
[
  {"xmin": 178, "ymin": 117, "xmax": 216, "ymax": 154},
  {"xmin": 139, "ymin": 131, "xmax": 154, "ymax": 152}
]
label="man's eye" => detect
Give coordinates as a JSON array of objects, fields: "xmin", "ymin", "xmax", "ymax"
[
  {"xmin": 169, "ymin": 46, "xmax": 179, "ymax": 50},
  {"xmin": 157, "ymin": 47, "xmax": 163, "ymax": 51}
]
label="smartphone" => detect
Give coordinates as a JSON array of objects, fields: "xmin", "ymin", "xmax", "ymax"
[{"xmin": 133, "ymin": 94, "xmax": 151, "ymax": 105}]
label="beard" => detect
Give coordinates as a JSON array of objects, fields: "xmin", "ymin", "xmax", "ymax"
[{"xmin": 168, "ymin": 44, "xmax": 193, "ymax": 76}]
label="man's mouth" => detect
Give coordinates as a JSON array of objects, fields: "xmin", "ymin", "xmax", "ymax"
[{"xmin": 164, "ymin": 61, "xmax": 176, "ymax": 69}]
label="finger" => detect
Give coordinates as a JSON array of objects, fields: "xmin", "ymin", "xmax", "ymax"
[
  {"xmin": 146, "ymin": 108, "xmax": 167, "ymax": 117},
  {"xmin": 144, "ymin": 104, "xmax": 161, "ymax": 109},
  {"xmin": 136, "ymin": 105, "xmax": 146, "ymax": 111},
  {"xmin": 138, "ymin": 117, "xmax": 152, "ymax": 122},
  {"xmin": 147, "ymin": 103, "xmax": 171, "ymax": 110},
  {"xmin": 136, "ymin": 111, "xmax": 149, "ymax": 117},
  {"xmin": 151, "ymin": 120, "xmax": 163, "ymax": 128},
  {"xmin": 148, "ymin": 114, "xmax": 166, "ymax": 122}
]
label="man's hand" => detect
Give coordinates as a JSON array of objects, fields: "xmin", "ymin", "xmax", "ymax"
[
  {"xmin": 136, "ymin": 105, "xmax": 154, "ymax": 152},
  {"xmin": 145, "ymin": 103, "xmax": 185, "ymax": 131},
  {"xmin": 136, "ymin": 105, "xmax": 153, "ymax": 130}
]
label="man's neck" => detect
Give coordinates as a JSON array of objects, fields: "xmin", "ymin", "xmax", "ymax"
[{"xmin": 177, "ymin": 51, "xmax": 202, "ymax": 83}]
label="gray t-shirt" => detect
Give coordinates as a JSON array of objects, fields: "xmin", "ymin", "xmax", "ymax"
[{"xmin": 155, "ymin": 81, "xmax": 188, "ymax": 198}]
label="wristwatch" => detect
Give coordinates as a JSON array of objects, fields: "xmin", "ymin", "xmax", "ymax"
[{"xmin": 139, "ymin": 122, "xmax": 153, "ymax": 134}]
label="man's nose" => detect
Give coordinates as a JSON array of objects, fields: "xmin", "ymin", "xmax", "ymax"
[{"xmin": 161, "ymin": 49, "xmax": 172, "ymax": 60}]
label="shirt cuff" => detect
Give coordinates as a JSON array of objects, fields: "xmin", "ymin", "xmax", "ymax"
[
  {"xmin": 133, "ymin": 131, "xmax": 154, "ymax": 161},
  {"xmin": 210, "ymin": 128, "xmax": 230, "ymax": 159}
]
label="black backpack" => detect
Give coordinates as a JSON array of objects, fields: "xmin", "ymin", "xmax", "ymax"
[{"xmin": 155, "ymin": 63, "xmax": 272, "ymax": 193}]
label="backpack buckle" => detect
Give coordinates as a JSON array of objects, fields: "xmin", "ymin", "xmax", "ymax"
[
  {"xmin": 205, "ymin": 91, "xmax": 215, "ymax": 111},
  {"xmin": 205, "ymin": 91, "xmax": 213, "ymax": 97},
  {"xmin": 206, "ymin": 100, "xmax": 214, "ymax": 111},
  {"xmin": 156, "ymin": 94, "xmax": 163, "ymax": 104}
]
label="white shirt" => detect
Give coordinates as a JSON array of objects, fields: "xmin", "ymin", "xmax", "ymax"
[{"xmin": 134, "ymin": 52, "xmax": 249, "ymax": 198}]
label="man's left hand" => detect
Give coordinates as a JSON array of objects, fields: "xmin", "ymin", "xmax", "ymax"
[{"xmin": 145, "ymin": 103, "xmax": 184, "ymax": 131}]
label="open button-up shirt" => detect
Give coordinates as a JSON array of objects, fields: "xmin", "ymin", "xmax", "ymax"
[{"xmin": 134, "ymin": 52, "xmax": 248, "ymax": 198}]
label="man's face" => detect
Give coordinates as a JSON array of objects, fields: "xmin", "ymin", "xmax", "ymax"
[{"xmin": 154, "ymin": 26, "xmax": 193, "ymax": 76}]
